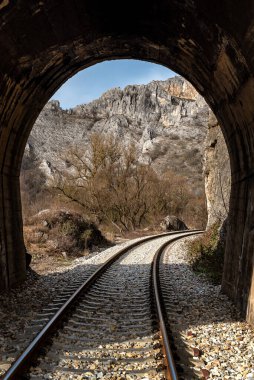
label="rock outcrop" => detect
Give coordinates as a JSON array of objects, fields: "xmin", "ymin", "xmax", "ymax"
[
  {"xmin": 26, "ymin": 210, "xmax": 108, "ymax": 256},
  {"xmin": 160, "ymin": 215, "xmax": 188, "ymax": 231},
  {"xmin": 203, "ymin": 112, "xmax": 231, "ymax": 227},
  {"xmin": 24, "ymin": 76, "xmax": 209, "ymax": 194}
]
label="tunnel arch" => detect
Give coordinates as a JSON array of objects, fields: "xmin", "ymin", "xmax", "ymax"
[{"xmin": 0, "ymin": 1, "xmax": 254, "ymax": 324}]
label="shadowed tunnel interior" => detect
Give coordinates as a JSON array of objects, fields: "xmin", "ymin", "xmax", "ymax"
[{"xmin": 0, "ymin": 0, "xmax": 254, "ymax": 324}]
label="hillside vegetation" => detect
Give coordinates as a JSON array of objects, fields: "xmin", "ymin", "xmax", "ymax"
[{"xmin": 21, "ymin": 76, "xmax": 210, "ymax": 257}]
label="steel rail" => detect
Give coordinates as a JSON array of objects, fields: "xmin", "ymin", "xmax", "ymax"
[
  {"xmin": 152, "ymin": 230, "xmax": 203, "ymax": 380},
  {"xmin": 1, "ymin": 229, "xmax": 201, "ymax": 380}
]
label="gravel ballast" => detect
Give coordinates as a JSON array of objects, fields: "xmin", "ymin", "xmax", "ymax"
[
  {"xmin": 29, "ymin": 234, "xmax": 177, "ymax": 380},
  {"xmin": 161, "ymin": 236, "xmax": 254, "ymax": 380},
  {"xmin": 0, "ymin": 233, "xmax": 253, "ymax": 379},
  {"xmin": 0, "ymin": 236, "xmax": 157, "ymax": 375}
]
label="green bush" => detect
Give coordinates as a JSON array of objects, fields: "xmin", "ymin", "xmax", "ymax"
[{"xmin": 186, "ymin": 222, "xmax": 224, "ymax": 284}]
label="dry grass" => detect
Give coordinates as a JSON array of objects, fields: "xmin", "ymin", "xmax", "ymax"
[
  {"xmin": 185, "ymin": 223, "xmax": 224, "ymax": 284},
  {"xmin": 24, "ymin": 210, "xmax": 109, "ymax": 262}
]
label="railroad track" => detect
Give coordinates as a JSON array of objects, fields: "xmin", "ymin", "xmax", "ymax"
[{"xmin": 1, "ymin": 230, "xmax": 202, "ymax": 380}]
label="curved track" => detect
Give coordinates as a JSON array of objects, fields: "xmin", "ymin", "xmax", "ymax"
[{"xmin": 1, "ymin": 230, "xmax": 202, "ymax": 380}]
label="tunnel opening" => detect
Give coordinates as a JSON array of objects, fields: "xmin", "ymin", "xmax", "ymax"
[
  {"xmin": 20, "ymin": 59, "xmax": 222, "ymax": 271},
  {"xmin": 0, "ymin": 1, "xmax": 253, "ymax": 326}
]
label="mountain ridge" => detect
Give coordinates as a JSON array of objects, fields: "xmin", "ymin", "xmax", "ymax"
[{"xmin": 24, "ymin": 76, "xmax": 209, "ymax": 196}]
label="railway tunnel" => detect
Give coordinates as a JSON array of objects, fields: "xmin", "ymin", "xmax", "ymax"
[{"xmin": 0, "ymin": 0, "xmax": 254, "ymax": 324}]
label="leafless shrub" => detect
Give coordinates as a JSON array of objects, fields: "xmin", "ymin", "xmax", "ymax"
[{"xmin": 49, "ymin": 133, "xmax": 207, "ymax": 232}]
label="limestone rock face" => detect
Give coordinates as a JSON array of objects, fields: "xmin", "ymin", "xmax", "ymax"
[
  {"xmin": 24, "ymin": 76, "xmax": 209, "ymax": 193},
  {"xmin": 160, "ymin": 215, "xmax": 188, "ymax": 231},
  {"xmin": 203, "ymin": 111, "xmax": 231, "ymax": 226},
  {"xmin": 23, "ymin": 76, "xmax": 231, "ymax": 229}
]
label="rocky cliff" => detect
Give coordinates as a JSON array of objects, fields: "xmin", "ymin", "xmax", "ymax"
[
  {"xmin": 204, "ymin": 112, "xmax": 231, "ymax": 226},
  {"xmin": 23, "ymin": 76, "xmax": 209, "ymax": 194}
]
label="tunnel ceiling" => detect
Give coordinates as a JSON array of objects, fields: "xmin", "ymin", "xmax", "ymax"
[{"xmin": 0, "ymin": 0, "xmax": 252, "ymax": 96}]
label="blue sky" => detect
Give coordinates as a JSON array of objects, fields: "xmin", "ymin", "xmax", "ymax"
[{"xmin": 52, "ymin": 60, "xmax": 176, "ymax": 109}]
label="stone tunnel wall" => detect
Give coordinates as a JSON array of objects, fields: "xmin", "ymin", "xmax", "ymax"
[{"xmin": 0, "ymin": 0, "xmax": 254, "ymax": 324}]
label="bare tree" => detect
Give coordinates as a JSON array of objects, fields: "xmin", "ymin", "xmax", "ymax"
[{"xmin": 50, "ymin": 133, "xmax": 207, "ymax": 231}]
